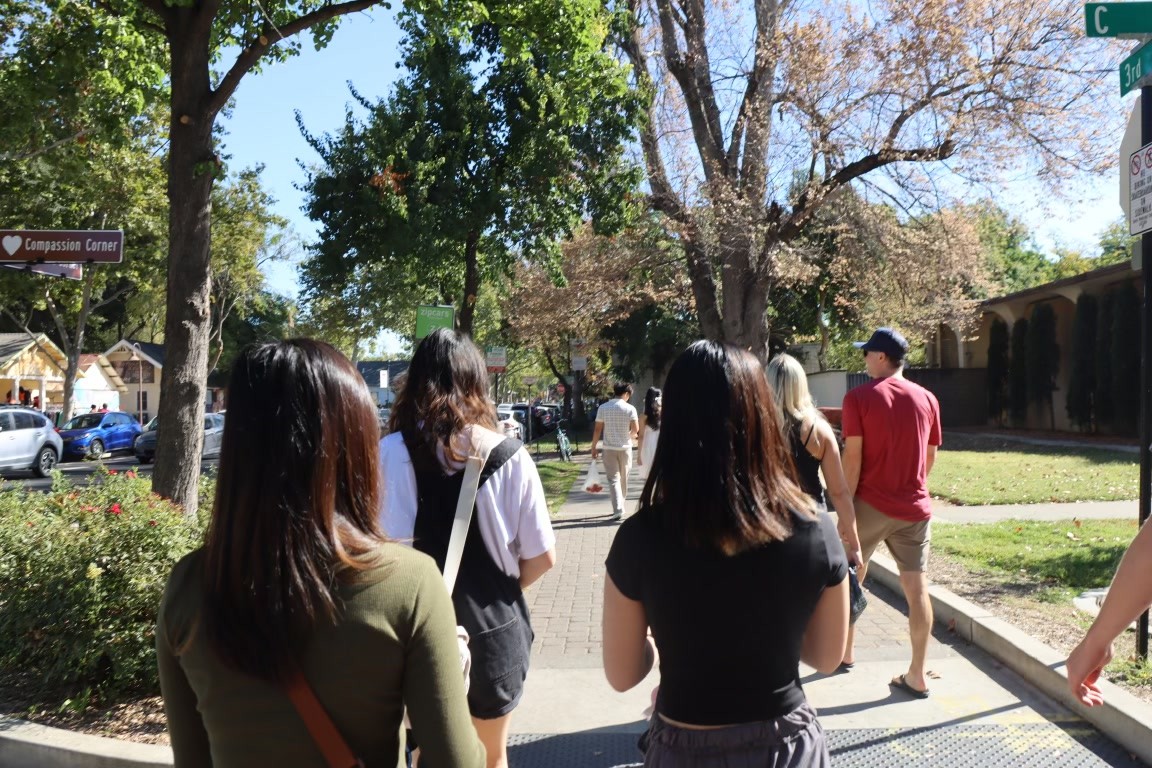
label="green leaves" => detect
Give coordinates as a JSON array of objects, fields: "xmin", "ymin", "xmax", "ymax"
[
  {"xmin": 298, "ymin": 1, "xmax": 640, "ymax": 340},
  {"xmin": 0, "ymin": 470, "xmax": 205, "ymax": 701}
]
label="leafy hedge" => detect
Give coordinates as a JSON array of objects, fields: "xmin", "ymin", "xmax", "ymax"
[{"xmin": 0, "ymin": 469, "xmax": 208, "ymax": 704}]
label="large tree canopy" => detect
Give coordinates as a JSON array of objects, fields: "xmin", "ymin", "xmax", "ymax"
[
  {"xmin": 619, "ymin": 0, "xmax": 1115, "ymax": 355},
  {"xmin": 0, "ymin": 0, "xmax": 166, "ymax": 163},
  {"xmin": 299, "ymin": 3, "xmax": 640, "ymax": 337}
]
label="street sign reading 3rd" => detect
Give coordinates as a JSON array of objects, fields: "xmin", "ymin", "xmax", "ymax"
[{"xmin": 1122, "ymin": 39, "xmax": 1152, "ymax": 95}]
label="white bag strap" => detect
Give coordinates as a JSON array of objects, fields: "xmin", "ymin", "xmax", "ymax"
[{"xmin": 442, "ymin": 432, "xmax": 500, "ymax": 595}]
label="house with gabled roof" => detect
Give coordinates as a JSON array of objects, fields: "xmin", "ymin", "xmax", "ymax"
[
  {"xmin": 104, "ymin": 339, "xmax": 165, "ymax": 424},
  {"xmin": 0, "ymin": 333, "xmax": 67, "ymax": 413}
]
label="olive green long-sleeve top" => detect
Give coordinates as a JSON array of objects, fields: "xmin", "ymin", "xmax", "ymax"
[{"xmin": 156, "ymin": 545, "xmax": 485, "ymax": 768}]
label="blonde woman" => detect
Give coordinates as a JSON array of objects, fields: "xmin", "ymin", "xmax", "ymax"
[{"xmin": 766, "ymin": 354, "xmax": 862, "ymax": 569}]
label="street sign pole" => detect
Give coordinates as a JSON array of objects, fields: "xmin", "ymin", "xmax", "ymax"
[{"xmin": 1141, "ymin": 84, "xmax": 1152, "ymax": 660}]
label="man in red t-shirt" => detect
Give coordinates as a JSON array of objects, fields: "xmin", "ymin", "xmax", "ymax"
[{"xmin": 840, "ymin": 327, "xmax": 941, "ymax": 699}]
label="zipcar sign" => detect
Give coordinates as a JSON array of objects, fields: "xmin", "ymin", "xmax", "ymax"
[
  {"xmin": 0, "ymin": 230, "xmax": 123, "ymax": 264},
  {"xmin": 1086, "ymin": 3, "xmax": 1152, "ymax": 38}
]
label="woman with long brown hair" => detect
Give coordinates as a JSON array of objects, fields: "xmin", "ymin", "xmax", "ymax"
[
  {"xmin": 157, "ymin": 339, "xmax": 484, "ymax": 767},
  {"xmin": 380, "ymin": 328, "xmax": 556, "ymax": 768},
  {"xmin": 602, "ymin": 340, "xmax": 849, "ymax": 767}
]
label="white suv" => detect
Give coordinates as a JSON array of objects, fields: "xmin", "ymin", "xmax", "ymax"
[{"xmin": 0, "ymin": 406, "xmax": 62, "ymax": 477}]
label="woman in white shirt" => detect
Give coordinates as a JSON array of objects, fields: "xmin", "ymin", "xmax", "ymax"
[
  {"xmin": 378, "ymin": 328, "xmax": 557, "ymax": 768},
  {"xmin": 636, "ymin": 387, "xmax": 661, "ymax": 478}
]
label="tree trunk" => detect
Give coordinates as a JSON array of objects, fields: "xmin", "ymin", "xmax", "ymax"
[
  {"xmin": 152, "ymin": 23, "xmax": 213, "ymax": 516},
  {"xmin": 458, "ymin": 229, "xmax": 481, "ymax": 335},
  {"xmin": 817, "ymin": 289, "xmax": 830, "ymax": 371}
]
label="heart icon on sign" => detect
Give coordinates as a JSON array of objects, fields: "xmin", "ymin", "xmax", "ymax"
[{"xmin": 1, "ymin": 235, "xmax": 21, "ymax": 257}]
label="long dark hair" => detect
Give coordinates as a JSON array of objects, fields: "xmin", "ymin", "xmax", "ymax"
[
  {"xmin": 639, "ymin": 341, "xmax": 814, "ymax": 555},
  {"xmin": 644, "ymin": 386, "xmax": 662, "ymax": 431},
  {"xmin": 389, "ymin": 328, "xmax": 497, "ymax": 473},
  {"xmin": 200, "ymin": 339, "xmax": 386, "ymax": 683}
]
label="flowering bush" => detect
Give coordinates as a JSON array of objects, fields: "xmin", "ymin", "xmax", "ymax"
[{"xmin": 0, "ymin": 468, "xmax": 207, "ymax": 702}]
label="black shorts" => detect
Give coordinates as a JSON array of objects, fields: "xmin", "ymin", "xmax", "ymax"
[{"xmin": 467, "ymin": 613, "xmax": 534, "ymax": 719}]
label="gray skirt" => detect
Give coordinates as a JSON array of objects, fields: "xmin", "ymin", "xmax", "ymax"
[{"xmin": 642, "ymin": 702, "xmax": 829, "ymax": 768}]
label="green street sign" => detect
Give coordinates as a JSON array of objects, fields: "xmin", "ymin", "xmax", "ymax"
[
  {"xmin": 1087, "ymin": 3, "xmax": 1152, "ymax": 38},
  {"xmin": 415, "ymin": 305, "xmax": 455, "ymax": 339},
  {"xmin": 1121, "ymin": 39, "xmax": 1152, "ymax": 95}
]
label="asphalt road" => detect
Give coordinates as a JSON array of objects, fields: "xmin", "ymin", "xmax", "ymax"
[{"xmin": 0, "ymin": 453, "xmax": 219, "ymax": 491}]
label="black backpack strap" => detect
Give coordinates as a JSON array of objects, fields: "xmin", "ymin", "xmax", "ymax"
[{"xmin": 479, "ymin": 438, "xmax": 521, "ymax": 487}]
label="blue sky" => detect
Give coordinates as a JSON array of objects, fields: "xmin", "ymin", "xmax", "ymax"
[
  {"xmin": 216, "ymin": 8, "xmax": 1124, "ymax": 317},
  {"xmin": 216, "ymin": 6, "xmax": 403, "ymax": 297}
]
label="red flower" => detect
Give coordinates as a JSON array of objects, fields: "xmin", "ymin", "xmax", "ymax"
[
  {"xmin": 109, "ymin": 503, "xmax": 122, "ymax": 515},
  {"xmin": 149, "ymin": 520, "xmax": 157, "ymax": 527},
  {"xmin": 108, "ymin": 470, "xmax": 117, "ymax": 475},
  {"xmin": 126, "ymin": 470, "xmax": 136, "ymax": 479}
]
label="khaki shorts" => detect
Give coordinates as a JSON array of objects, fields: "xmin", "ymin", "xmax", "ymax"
[{"xmin": 855, "ymin": 497, "xmax": 930, "ymax": 573}]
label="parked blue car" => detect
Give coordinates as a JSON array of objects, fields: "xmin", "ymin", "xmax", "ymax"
[{"xmin": 59, "ymin": 411, "xmax": 143, "ymax": 461}]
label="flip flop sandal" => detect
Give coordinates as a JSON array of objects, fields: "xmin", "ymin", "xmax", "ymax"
[{"xmin": 890, "ymin": 674, "xmax": 930, "ymax": 699}]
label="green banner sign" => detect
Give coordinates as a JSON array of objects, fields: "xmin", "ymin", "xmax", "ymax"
[{"xmin": 415, "ymin": 305, "xmax": 455, "ymax": 339}]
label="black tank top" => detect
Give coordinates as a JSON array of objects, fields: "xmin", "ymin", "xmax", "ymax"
[{"xmin": 788, "ymin": 419, "xmax": 825, "ymax": 508}]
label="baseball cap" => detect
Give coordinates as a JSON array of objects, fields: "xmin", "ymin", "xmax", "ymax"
[{"xmin": 853, "ymin": 327, "xmax": 909, "ymax": 360}]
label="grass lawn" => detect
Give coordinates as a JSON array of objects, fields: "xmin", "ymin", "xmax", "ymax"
[
  {"xmin": 932, "ymin": 433, "xmax": 1138, "ymax": 505},
  {"xmin": 536, "ymin": 460, "xmax": 585, "ymax": 515},
  {"xmin": 932, "ymin": 518, "xmax": 1138, "ymax": 597},
  {"xmin": 931, "ymin": 518, "xmax": 1152, "ymax": 687}
]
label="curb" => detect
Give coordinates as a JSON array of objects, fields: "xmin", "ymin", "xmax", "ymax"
[
  {"xmin": 869, "ymin": 553, "xmax": 1152, "ymax": 765},
  {"xmin": 0, "ymin": 715, "xmax": 172, "ymax": 767}
]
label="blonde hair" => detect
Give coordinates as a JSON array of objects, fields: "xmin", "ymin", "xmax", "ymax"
[{"xmin": 765, "ymin": 353, "xmax": 824, "ymax": 438}]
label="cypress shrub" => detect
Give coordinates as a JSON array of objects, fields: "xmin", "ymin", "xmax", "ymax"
[
  {"xmin": 1095, "ymin": 291, "xmax": 1115, "ymax": 428},
  {"xmin": 1009, "ymin": 317, "xmax": 1029, "ymax": 426},
  {"xmin": 1025, "ymin": 303, "xmax": 1060, "ymax": 429},
  {"xmin": 1111, "ymin": 281, "xmax": 1141, "ymax": 435},
  {"xmin": 1065, "ymin": 293, "xmax": 1097, "ymax": 430},
  {"xmin": 986, "ymin": 318, "xmax": 1010, "ymax": 425}
]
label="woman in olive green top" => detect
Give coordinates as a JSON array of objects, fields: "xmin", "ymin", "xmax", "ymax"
[{"xmin": 156, "ymin": 339, "xmax": 484, "ymax": 768}]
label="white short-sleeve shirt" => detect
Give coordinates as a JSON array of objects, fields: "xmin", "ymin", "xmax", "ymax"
[
  {"xmin": 378, "ymin": 429, "xmax": 556, "ymax": 579},
  {"xmin": 596, "ymin": 398, "xmax": 638, "ymax": 451}
]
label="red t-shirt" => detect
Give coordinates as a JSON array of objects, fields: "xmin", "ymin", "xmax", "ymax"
[{"xmin": 842, "ymin": 376, "xmax": 941, "ymax": 522}]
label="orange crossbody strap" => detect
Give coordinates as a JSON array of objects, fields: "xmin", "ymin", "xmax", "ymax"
[{"xmin": 285, "ymin": 671, "xmax": 365, "ymax": 768}]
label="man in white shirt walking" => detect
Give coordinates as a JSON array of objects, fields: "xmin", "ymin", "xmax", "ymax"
[{"xmin": 591, "ymin": 382, "xmax": 639, "ymax": 521}]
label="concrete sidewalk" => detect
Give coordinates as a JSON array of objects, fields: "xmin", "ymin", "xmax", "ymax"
[{"xmin": 512, "ymin": 459, "xmax": 1149, "ymax": 767}]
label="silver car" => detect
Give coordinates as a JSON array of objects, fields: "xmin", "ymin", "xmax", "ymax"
[
  {"xmin": 0, "ymin": 406, "xmax": 62, "ymax": 477},
  {"xmin": 134, "ymin": 413, "xmax": 225, "ymax": 463}
]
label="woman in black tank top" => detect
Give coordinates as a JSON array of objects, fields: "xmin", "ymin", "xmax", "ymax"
[
  {"xmin": 603, "ymin": 342, "xmax": 851, "ymax": 767},
  {"xmin": 766, "ymin": 353, "xmax": 861, "ymax": 566}
]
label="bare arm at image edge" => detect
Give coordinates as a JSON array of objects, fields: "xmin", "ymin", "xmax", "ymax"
[
  {"xmin": 1066, "ymin": 521, "xmax": 1152, "ymax": 706},
  {"xmin": 842, "ymin": 436, "xmax": 862, "ymax": 498},
  {"xmin": 602, "ymin": 575, "xmax": 657, "ymax": 692}
]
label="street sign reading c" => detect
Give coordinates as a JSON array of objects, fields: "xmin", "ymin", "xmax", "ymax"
[{"xmin": 1087, "ymin": 3, "xmax": 1152, "ymax": 38}]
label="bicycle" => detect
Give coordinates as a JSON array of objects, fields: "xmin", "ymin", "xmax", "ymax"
[{"xmin": 554, "ymin": 420, "xmax": 573, "ymax": 462}]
